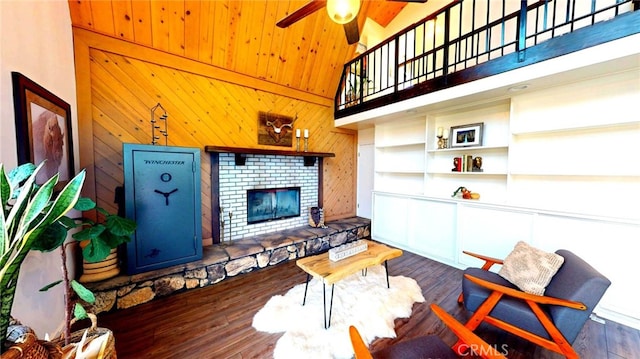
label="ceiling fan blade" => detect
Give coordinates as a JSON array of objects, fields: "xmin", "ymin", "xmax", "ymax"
[
  {"xmin": 343, "ymin": 17, "xmax": 360, "ymax": 45},
  {"xmin": 277, "ymin": 0, "xmax": 327, "ymax": 28}
]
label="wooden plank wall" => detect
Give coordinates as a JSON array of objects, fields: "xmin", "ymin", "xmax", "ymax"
[{"xmin": 73, "ymin": 28, "xmax": 356, "ymax": 243}]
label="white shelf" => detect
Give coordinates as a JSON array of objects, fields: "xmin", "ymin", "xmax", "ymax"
[
  {"xmin": 376, "ymin": 141, "xmax": 426, "ymax": 149},
  {"xmin": 509, "ymin": 172, "xmax": 640, "ymax": 178},
  {"xmin": 428, "ymin": 171, "xmax": 508, "ymax": 176},
  {"xmin": 511, "ymin": 121, "xmax": 640, "ymax": 136},
  {"xmin": 426, "ymin": 145, "xmax": 508, "ymax": 153},
  {"xmin": 376, "ymin": 169, "xmax": 425, "ymax": 174}
]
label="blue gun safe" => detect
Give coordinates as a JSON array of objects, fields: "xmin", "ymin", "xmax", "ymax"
[{"xmin": 123, "ymin": 144, "xmax": 202, "ymax": 274}]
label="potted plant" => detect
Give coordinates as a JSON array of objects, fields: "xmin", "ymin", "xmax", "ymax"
[
  {"xmin": 0, "ymin": 162, "xmax": 85, "ymax": 351},
  {"xmin": 1, "ymin": 161, "xmax": 136, "ymax": 355},
  {"xmin": 37, "ymin": 196, "xmax": 136, "ymax": 346}
]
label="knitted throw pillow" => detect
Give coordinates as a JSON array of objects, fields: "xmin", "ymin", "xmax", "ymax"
[{"xmin": 498, "ymin": 241, "xmax": 564, "ymax": 296}]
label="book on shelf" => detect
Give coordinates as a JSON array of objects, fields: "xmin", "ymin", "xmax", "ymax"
[{"xmin": 452, "ymin": 157, "xmax": 462, "ymax": 172}]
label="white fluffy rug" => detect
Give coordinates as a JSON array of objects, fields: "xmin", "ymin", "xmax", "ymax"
[{"xmin": 252, "ymin": 265, "xmax": 425, "ymax": 359}]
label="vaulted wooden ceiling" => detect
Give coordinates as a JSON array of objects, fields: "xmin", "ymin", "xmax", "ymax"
[{"xmin": 67, "ymin": 0, "xmax": 409, "ymax": 100}]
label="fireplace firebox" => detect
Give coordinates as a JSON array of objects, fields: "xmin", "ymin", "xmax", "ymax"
[{"xmin": 247, "ymin": 187, "xmax": 301, "ymax": 224}]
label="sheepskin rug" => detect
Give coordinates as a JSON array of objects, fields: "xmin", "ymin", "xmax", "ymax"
[{"xmin": 252, "ymin": 265, "xmax": 425, "ymax": 359}]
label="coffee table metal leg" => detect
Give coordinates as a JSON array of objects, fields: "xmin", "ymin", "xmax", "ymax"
[
  {"xmin": 302, "ymin": 273, "xmax": 310, "ymax": 305},
  {"xmin": 323, "ymin": 283, "xmax": 335, "ymax": 329},
  {"xmin": 385, "ymin": 260, "xmax": 390, "ymax": 288}
]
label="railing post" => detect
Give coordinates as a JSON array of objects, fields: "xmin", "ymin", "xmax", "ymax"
[
  {"xmin": 517, "ymin": 0, "xmax": 527, "ymax": 62},
  {"xmin": 442, "ymin": 7, "xmax": 450, "ymax": 81},
  {"xmin": 359, "ymin": 57, "xmax": 364, "ymax": 104},
  {"xmin": 394, "ymin": 36, "xmax": 399, "ymax": 94}
]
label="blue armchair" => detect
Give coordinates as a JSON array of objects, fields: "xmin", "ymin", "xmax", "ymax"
[{"xmin": 460, "ymin": 249, "xmax": 611, "ymax": 359}]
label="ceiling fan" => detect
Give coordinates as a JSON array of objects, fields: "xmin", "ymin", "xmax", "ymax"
[{"xmin": 276, "ymin": 0, "xmax": 428, "ymax": 45}]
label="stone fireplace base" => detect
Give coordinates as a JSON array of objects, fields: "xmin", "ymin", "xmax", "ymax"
[{"xmin": 85, "ymin": 217, "xmax": 371, "ymax": 313}]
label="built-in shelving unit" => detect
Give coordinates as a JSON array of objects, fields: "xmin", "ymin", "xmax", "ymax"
[
  {"xmin": 373, "ymin": 82, "xmax": 640, "ymax": 214},
  {"xmin": 374, "ymin": 118, "xmax": 426, "ymax": 195}
]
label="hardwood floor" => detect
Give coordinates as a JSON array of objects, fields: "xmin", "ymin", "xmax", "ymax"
[{"xmin": 99, "ymin": 251, "xmax": 640, "ymax": 358}]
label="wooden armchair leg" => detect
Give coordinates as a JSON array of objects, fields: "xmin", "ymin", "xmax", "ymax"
[{"xmin": 453, "ymin": 291, "xmax": 504, "ymax": 354}]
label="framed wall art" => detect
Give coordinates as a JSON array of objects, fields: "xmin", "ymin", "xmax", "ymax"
[
  {"xmin": 12, "ymin": 72, "xmax": 74, "ymax": 187},
  {"xmin": 450, "ymin": 122, "xmax": 484, "ymax": 148}
]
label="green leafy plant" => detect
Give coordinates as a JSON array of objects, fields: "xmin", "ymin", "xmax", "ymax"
[
  {"xmin": 0, "ymin": 161, "xmax": 136, "ymax": 349},
  {"xmin": 0, "ymin": 162, "xmax": 85, "ymax": 351},
  {"xmin": 37, "ymin": 197, "xmax": 136, "ymax": 345}
]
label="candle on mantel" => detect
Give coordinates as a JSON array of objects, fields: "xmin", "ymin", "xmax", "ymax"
[
  {"xmin": 304, "ymin": 129, "xmax": 309, "ymax": 138},
  {"xmin": 437, "ymin": 127, "xmax": 443, "ymax": 137},
  {"xmin": 296, "ymin": 129, "xmax": 301, "ymax": 138},
  {"xmin": 442, "ymin": 129, "xmax": 449, "ymax": 139}
]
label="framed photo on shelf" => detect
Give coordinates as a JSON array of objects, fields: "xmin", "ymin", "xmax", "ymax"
[
  {"xmin": 450, "ymin": 123, "xmax": 483, "ymax": 148},
  {"xmin": 12, "ymin": 72, "xmax": 74, "ymax": 188}
]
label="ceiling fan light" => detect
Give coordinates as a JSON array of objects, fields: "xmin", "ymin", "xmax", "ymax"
[{"xmin": 327, "ymin": 0, "xmax": 360, "ymax": 24}]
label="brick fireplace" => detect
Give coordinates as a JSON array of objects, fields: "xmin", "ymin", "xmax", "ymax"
[
  {"xmin": 207, "ymin": 146, "xmax": 335, "ymax": 244},
  {"xmin": 217, "ymin": 153, "xmax": 318, "ymax": 241}
]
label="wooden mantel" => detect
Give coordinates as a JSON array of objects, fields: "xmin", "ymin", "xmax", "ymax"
[{"xmin": 205, "ymin": 146, "xmax": 335, "ymax": 166}]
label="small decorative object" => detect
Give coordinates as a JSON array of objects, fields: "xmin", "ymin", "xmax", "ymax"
[
  {"xmin": 150, "ymin": 102, "xmax": 168, "ymax": 146},
  {"xmin": 451, "ymin": 186, "xmax": 480, "ymax": 200},
  {"xmin": 450, "ymin": 122, "xmax": 484, "ymax": 148},
  {"xmin": 295, "ymin": 129, "xmax": 301, "ymax": 152},
  {"xmin": 442, "ymin": 129, "xmax": 449, "ymax": 148},
  {"xmin": 258, "ymin": 111, "xmax": 296, "ymax": 147},
  {"xmin": 437, "ymin": 127, "xmax": 445, "ymax": 149},
  {"xmin": 452, "ymin": 157, "xmax": 462, "ymax": 172},
  {"xmin": 12, "ymin": 72, "xmax": 74, "ymax": 190},
  {"xmin": 472, "ymin": 156, "xmax": 483, "ymax": 172},
  {"xmin": 228, "ymin": 211, "xmax": 233, "ymax": 241},
  {"xmin": 329, "ymin": 240, "xmax": 368, "ymax": 262},
  {"xmin": 219, "ymin": 206, "xmax": 225, "ymax": 242},
  {"xmin": 304, "ymin": 128, "xmax": 309, "ymax": 152},
  {"xmin": 308, "ymin": 206, "xmax": 325, "ymax": 228}
]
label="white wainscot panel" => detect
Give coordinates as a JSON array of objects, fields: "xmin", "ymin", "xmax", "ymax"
[
  {"xmin": 372, "ymin": 193, "xmax": 409, "ymax": 247},
  {"xmin": 532, "ymin": 215, "xmax": 640, "ymax": 329},
  {"xmin": 406, "ymin": 199, "xmax": 457, "ymax": 264},
  {"xmin": 457, "ymin": 205, "xmax": 534, "ymax": 269}
]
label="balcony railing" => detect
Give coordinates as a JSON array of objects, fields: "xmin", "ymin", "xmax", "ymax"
[{"xmin": 335, "ymin": 0, "xmax": 638, "ymax": 118}]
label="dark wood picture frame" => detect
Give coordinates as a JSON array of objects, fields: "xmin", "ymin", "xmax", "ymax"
[{"xmin": 12, "ymin": 72, "xmax": 74, "ymax": 186}]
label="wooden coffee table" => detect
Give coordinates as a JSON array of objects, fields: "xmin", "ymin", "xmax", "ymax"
[{"xmin": 296, "ymin": 240, "xmax": 403, "ymax": 328}]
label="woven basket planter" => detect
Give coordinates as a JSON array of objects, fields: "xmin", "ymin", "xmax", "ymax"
[
  {"xmin": 79, "ymin": 247, "xmax": 120, "ymax": 283},
  {"xmin": 1, "ymin": 333, "xmax": 62, "ymax": 359},
  {"xmin": 53, "ymin": 314, "xmax": 116, "ymax": 359}
]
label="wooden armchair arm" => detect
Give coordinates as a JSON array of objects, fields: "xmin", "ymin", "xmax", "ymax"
[
  {"xmin": 430, "ymin": 304, "xmax": 506, "ymax": 359},
  {"xmin": 349, "ymin": 326, "xmax": 374, "ymax": 359},
  {"xmin": 462, "ymin": 251, "xmax": 504, "ymax": 270},
  {"xmin": 463, "ymin": 274, "xmax": 586, "ymax": 310}
]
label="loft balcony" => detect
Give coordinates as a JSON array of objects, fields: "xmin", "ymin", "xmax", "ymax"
[{"xmin": 334, "ymin": 0, "xmax": 640, "ymax": 119}]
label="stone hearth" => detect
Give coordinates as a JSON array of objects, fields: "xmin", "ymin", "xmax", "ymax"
[{"xmin": 85, "ymin": 217, "xmax": 370, "ymax": 314}]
